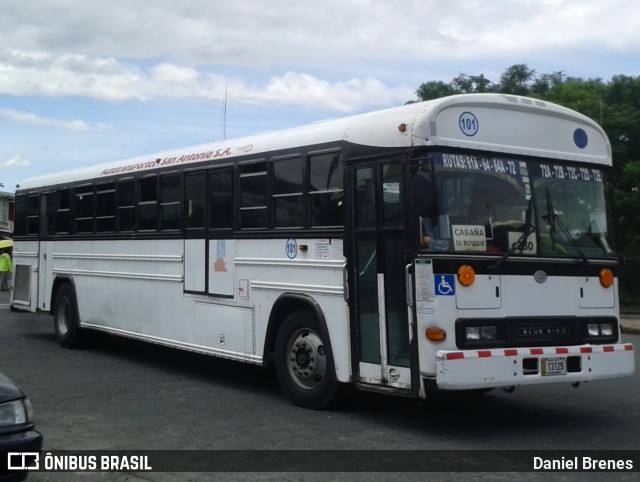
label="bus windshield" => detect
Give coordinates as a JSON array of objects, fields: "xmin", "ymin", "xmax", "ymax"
[
  {"xmin": 530, "ymin": 162, "xmax": 614, "ymax": 258},
  {"xmin": 417, "ymin": 153, "xmax": 615, "ymax": 259}
]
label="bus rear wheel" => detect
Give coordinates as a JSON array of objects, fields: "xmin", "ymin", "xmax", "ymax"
[
  {"xmin": 53, "ymin": 284, "xmax": 83, "ymax": 348},
  {"xmin": 275, "ymin": 310, "xmax": 341, "ymax": 409}
]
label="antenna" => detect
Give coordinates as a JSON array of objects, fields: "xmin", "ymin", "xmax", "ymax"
[{"xmin": 222, "ymin": 84, "xmax": 228, "ymax": 140}]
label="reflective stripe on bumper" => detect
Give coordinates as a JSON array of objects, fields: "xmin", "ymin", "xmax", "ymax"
[{"xmin": 435, "ymin": 343, "xmax": 634, "ymax": 390}]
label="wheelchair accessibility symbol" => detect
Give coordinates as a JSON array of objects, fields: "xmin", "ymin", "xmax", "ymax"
[{"xmin": 435, "ymin": 274, "xmax": 455, "ymax": 296}]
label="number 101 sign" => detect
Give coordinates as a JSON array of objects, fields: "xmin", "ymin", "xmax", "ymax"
[{"xmin": 459, "ymin": 112, "xmax": 479, "ymax": 137}]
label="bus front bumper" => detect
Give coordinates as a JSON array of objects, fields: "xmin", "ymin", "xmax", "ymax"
[{"xmin": 434, "ymin": 343, "xmax": 634, "ymax": 390}]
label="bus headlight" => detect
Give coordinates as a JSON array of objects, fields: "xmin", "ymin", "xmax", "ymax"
[
  {"xmin": 588, "ymin": 324, "xmax": 600, "ymax": 336},
  {"xmin": 588, "ymin": 323, "xmax": 614, "ymax": 337},
  {"xmin": 465, "ymin": 327, "xmax": 480, "ymax": 341},
  {"xmin": 600, "ymin": 323, "xmax": 613, "ymax": 336},
  {"xmin": 465, "ymin": 325, "xmax": 497, "ymax": 341}
]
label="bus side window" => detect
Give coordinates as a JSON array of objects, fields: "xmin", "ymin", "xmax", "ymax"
[
  {"xmin": 239, "ymin": 162, "xmax": 268, "ymax": 229},
  {"xmin": 309, "ymin": 153, "xmax": 343, "ymax": 227},
  {"xmin": 56, "ymin": 189, "xmax": 71, "ymax": 234},
  {"xmin": 209, "ymin": 169, "xmax": 233, "ymax": 230},
  {"xmin": 160, "ymin": 174, "xmax": 181, "ymax": 231},
  {"xmin": 96, "ymin": 183, "xmax": 116, "ymax": 233},
  {"xmin": 13, "ymin": 195, "xmax": 28, "ymax": 237},
  {"xmin": 355, "ymin": 168, "xmax": 375, "ymax": 229},
  {"xmin": 117, "ymin": 179, "xmax": 136, "ymax": 232},
  {"xmin": 138, "ymin": 176, "xmax": 158, "ymax": 231},
  {"xmin": 273, "ymin": 158, "xmax": 304, "ymax": 228},
  {"xmin": 75, "ymin": 185, "xmax": 95, "ymax": 234},
  {"xmin": 27, "ymin": 194, "xmax": 40, "ymax": 236},
  {"xmin": 185, "ymin": 172, "xmax": 206, "ymax": 230}
]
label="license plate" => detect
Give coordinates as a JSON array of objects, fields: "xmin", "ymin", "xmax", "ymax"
[{"xmin": 541, "ymin": 357, "xmax": 567, "ymax": 376}]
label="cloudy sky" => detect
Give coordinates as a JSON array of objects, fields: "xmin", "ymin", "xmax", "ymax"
[{"xmin": 1, "ymin": 0, "xmax": 639, "ymax": 192}]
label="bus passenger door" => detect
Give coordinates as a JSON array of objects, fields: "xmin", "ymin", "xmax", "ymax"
[
  {"xmin": 347, "ymin": 160, "xmax": 414, "ymax": 393},
  {"xmin": 37, "ymin": 194, "xmax": 53, "ymax": 311}
]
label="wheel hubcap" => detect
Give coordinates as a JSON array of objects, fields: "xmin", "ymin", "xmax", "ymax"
[{"xmin": 287, "ymin": 328, "xmax": 327, "ymax": 390}]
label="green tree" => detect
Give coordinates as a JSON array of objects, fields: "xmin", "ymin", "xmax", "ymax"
[
  {"xmin": 452, "ymin": 73, "xmax": 493, "ymax": 93},
  {"xmin": 415, "ymin": 80, "xmax": 457, "ymax": 101},
  {"xmin": 530, "ymin": 71, "xmax": 566, "ymax": 97},
  {"xmin": 497, "ymin": 63, "xmax": 535, "ymax": 95},
  {"xmin": 605, "ymin": 76, "xmax": 640, "ymax": 172}
]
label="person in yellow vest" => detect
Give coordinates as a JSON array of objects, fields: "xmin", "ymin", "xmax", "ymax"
[{"xmin": 0, "ymin": 248, "xmax": 11, "ymax": 291}]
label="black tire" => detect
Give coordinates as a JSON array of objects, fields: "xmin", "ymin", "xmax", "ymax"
[
  {"xmin": 53, "ymin": 284, "xmax": 83, "ymax": 348},
  {"xmin": 274, "ymin": 310, "xmax": 342, "ymax": 409}
]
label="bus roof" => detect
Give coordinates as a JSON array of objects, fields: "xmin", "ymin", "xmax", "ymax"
[{"xmin": 17, "ymin": 93, "xmax": 611, "ymax": 191}]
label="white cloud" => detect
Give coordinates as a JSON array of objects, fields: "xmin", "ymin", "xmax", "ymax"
[
  {"xmin": 0, "ymin": 1, "xmax": 638, "ymax": 114},
  {"xmin": 2, "ymin": 1, "xmax": 639, "ymax": 66},
  {"xmin": 251, "ymin": 73, "xmax": 413, "ymax": 112},
  {"xmin": 1, "ymin": 155, "xmax": 32, "ymax": 169},
  {"xmin": 0, "ymin": 108, "xmax": 95, "ymax": 132},
  {"xmin": 0, "ymin": 50, "xmax": 414, "ymax": 110}
]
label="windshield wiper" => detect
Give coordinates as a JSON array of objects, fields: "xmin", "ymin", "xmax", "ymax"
[
  {"xmin": 489, "ymin": 198, "xmax": 535, "ymax": 271},
  {"xmin": 595, "ymin": 232, "xmax": 614, "ymax": 257},
  {"xmin": 541, "ymin": 198, "xmax": 592, "ymax": 273},
  {"xmin": 545, "ymin": 187, "xmax": 557, "ymax": 250},
  {"xmin": 584, "ymin": 221, "xmax": 614, "ymax": 257}
]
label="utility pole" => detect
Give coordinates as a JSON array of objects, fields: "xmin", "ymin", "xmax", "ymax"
[{"xmin": 222, "ymin": 84, "xmax": 228, "ymax": 140}]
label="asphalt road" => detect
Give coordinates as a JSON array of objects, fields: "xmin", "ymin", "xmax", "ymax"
[{"xmin": 1, "ymin": 297, "xmax": 639, "ymax": 481}]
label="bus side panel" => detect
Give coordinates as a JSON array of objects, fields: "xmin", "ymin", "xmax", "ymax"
[
  {"xmin": 78, "ymin": 271, "xmax": 255, "ymax": 359},
  {"xmin": 48, "ymin": 239, "xmax": 254, "ymax": 361},
  {"xmin": 236, "ymin": 238, "xmax": 352, "ymax": 384},
  {"xmin": 29, "ymin": 237, "xmax": 351, "ymax": 377}
]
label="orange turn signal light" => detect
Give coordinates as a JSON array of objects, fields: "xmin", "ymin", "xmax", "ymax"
[
  {"xmin": 599, "ymin": 268, "xmax": 614, "ymax": 288},
  {"xmin": 457, "ymin": 264, "xmax": 476, "ymax": 287},
  {"xmin": 426, "ymin": 327, "xmax": 446, "ymax": 342}
]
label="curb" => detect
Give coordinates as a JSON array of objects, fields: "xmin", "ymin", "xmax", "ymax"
[{"xmin": 621, "ymin": 325, "xmax": 640, "ymax": 336}]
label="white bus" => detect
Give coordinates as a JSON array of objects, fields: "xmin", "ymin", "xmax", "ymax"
[{"xmin": 10, "ymin": 94, "xmax": 634, "ymax": 408}]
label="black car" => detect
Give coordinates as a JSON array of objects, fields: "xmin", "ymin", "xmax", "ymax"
[{"xmin": 0, "ymin": 371, "xmax": 42, "ymax": 482}]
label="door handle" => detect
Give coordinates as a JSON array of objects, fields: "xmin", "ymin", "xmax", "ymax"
[{"xmin": 405, "ymin": 263, "xmax": 414, "ymax": 307}]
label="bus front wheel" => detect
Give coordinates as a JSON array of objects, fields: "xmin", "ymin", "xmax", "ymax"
[
  {"xmin": 53, "ymin": 284, "xmax": 83, "ymax": 349},
  {"xmin": 275, "ymin": 310, "xmax": 341, "ymax": 409}
]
